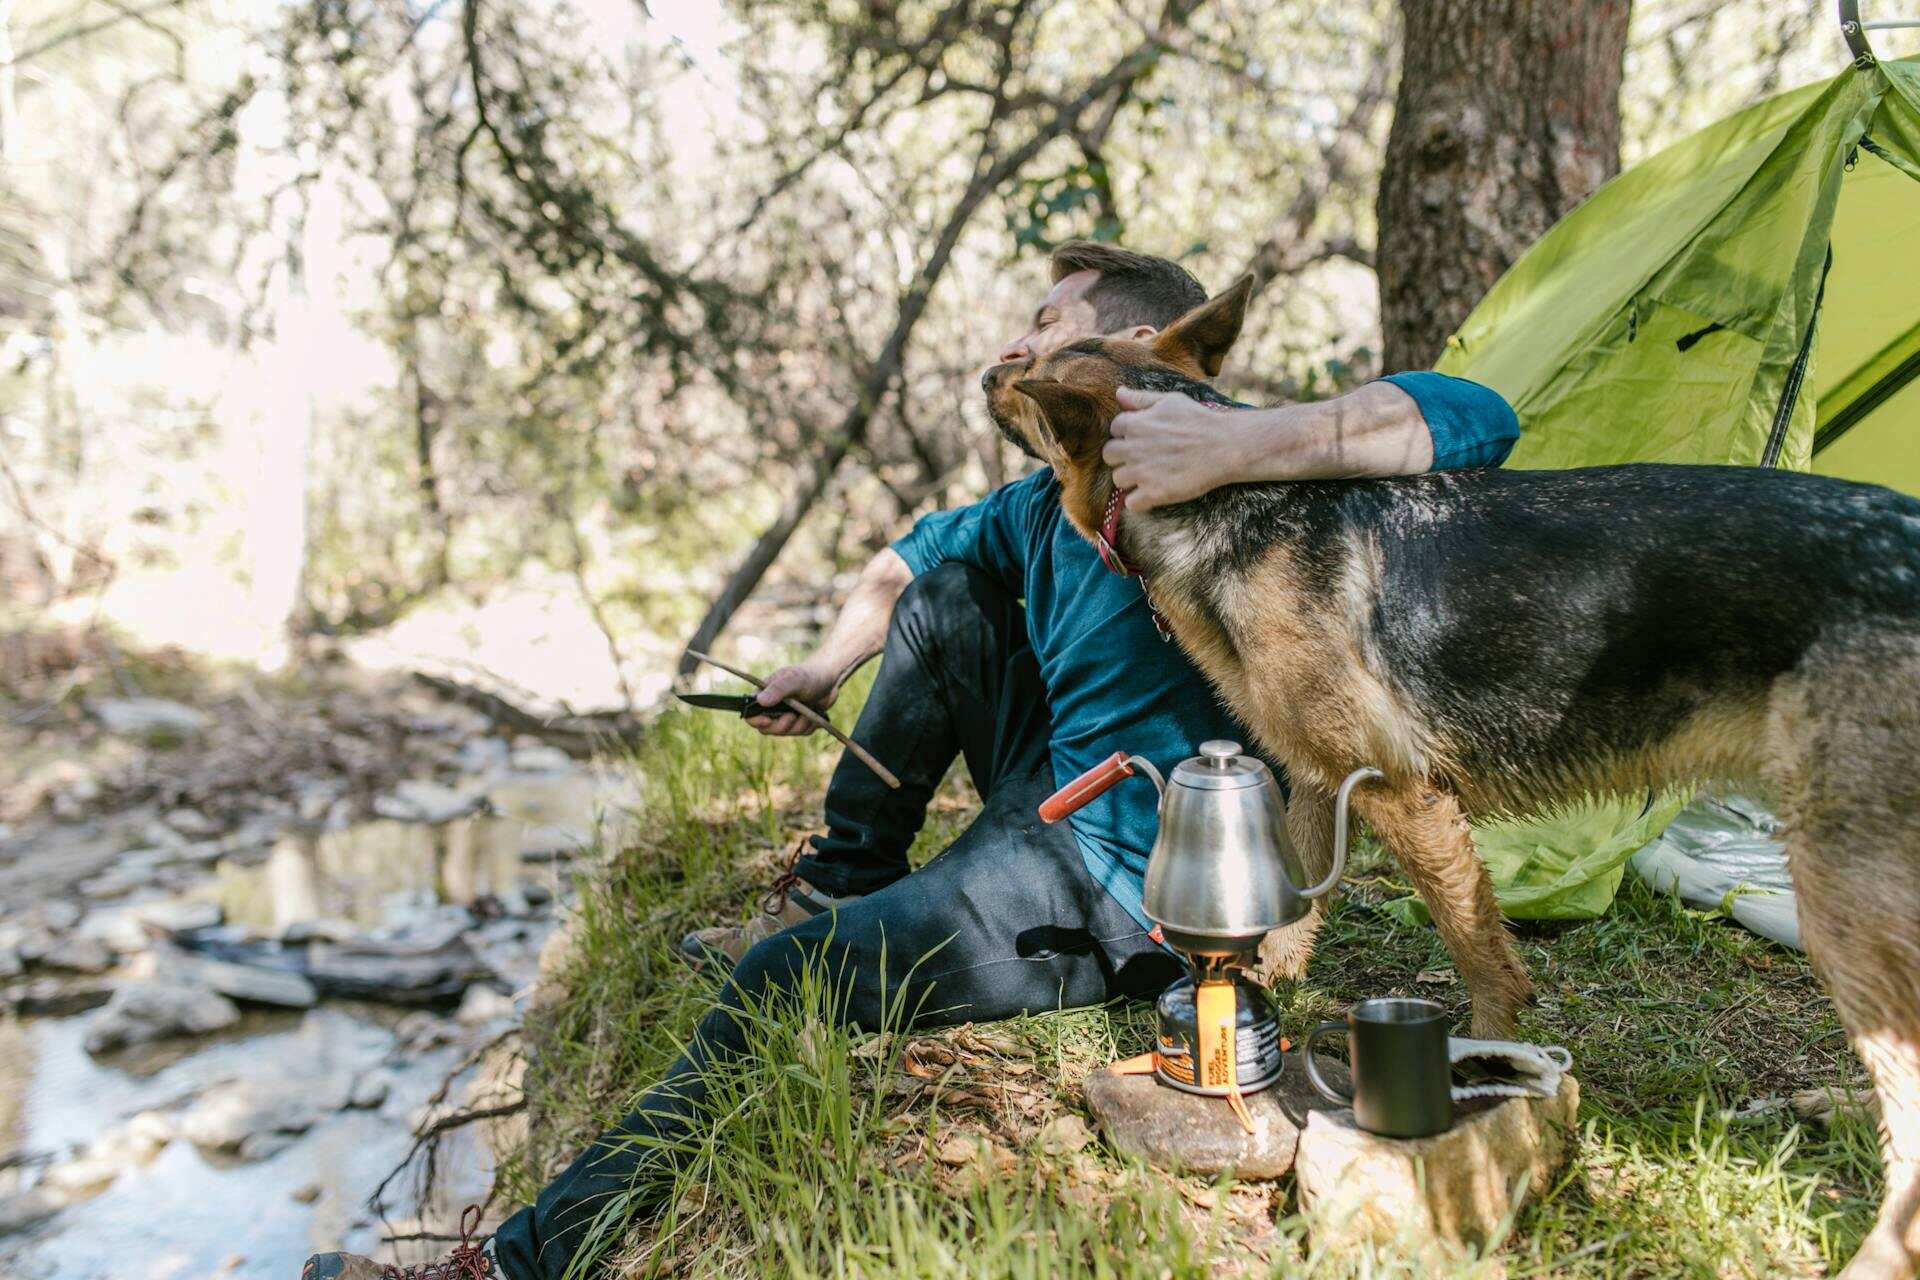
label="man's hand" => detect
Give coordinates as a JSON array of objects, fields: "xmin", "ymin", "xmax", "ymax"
[
  {"xmin": 745, "ymin": 660, "xmax": 841, "ymax": 736},
  {"xmin": 1104, "ymin": 387, "xmax": 1248, "ymax": 512}
]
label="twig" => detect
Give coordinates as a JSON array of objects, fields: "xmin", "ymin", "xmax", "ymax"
[{"xmin": 683, "ymin": 649, "xmax": 901, "ymax": 790}]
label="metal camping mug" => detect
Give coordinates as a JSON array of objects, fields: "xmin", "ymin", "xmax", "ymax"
[{"xmin": 1303, "ymin": 997, "xmax": 1453, "ymax": 1138}]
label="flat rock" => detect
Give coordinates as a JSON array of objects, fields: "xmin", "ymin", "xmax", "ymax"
[
  {"xmin": 1294, "ymin": 1076, "xmax": 1579, "ymax": 1264},
  {"xmin": 1084, "ymin": 1053, "xmax": 1350, "ymax": 1179},
  {"xmin": 158, "ymin": 948, "xmax": 318, "ymax": 1008},
  {"xmin": 163, "ymin": 807, "xmax": 222, "ymax": 838},
  {"xmin": 509, "ymin": 743, "xmax": 573, "ymax": 774},
  {"xmin": 4, "ymin": 978, "xmax": 114, "ymax": 1017},
  {"xmin": 26, "ymin": 900, "xmax": 83, "ymax": 932},
  {"xmin": 77, "ymin": 900, "xmax": 224, "ymax": 954},
  {"xmin": 178, "ymin": 1073, "xmax": 354, "ymax": 1153},
  {"xmin": 455, "ymin": 984, "xmax": 516, "ymax": 1025},
  {"xmin": 372, "ymin": 779, "xmax": 488, "ymax": 825},
  {"xmin": 0, "ymin": 1189, "xmax": 61, "ymax": 1238},
  {"xmin": 84, "ymin": 979, "xmax": 240, "ymax": 1054},
  {"xmin": 89, "ymin": 697, "xmax": 209, "ymax": 744},
  {"xmin": 40, "ymin": 935, "xmax": 115, "ymax": 974}
]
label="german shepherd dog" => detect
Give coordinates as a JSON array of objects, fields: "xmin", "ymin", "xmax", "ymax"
[{"xmin": 985, "ymin": 277, "xmax": 1920, "ymax": 1277}]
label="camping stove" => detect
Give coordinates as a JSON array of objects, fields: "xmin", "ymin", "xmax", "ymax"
[
  {"xmin": 1042, "ymin": 740, "xmax": 1383, "ymax": 1131},
  {"xmin": 1152, "ymin": 966, "xmax": 1285, "ymax": 1097}
]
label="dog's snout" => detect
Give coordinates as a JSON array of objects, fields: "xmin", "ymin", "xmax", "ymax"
[{"xmin": 982, "ymin": 360, "xmax": 1027, "ymax": 393}]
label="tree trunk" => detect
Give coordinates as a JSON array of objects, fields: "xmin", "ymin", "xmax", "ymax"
[{"xmin": 1375, "ymin": 0, "xmax": 1629, "ymax": 373}]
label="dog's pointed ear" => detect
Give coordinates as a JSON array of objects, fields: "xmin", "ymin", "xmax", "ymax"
[
  {"xmin": 1151, "ymin": 274, "xmax": 1255, "ymax": 378},
  {"xmin": 1014, "ymin": 379, "xmax": 1103, "ymax": 450}
]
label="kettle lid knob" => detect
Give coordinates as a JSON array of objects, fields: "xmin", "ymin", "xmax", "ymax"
[{"xmin": 1198, "ymin": 740, "xmax": 1242, "ymax": 765}]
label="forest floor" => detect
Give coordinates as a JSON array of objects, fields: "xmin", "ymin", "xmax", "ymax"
[{"xmin": 500, "ymin": 681, "xmax": 1887, "ymax": 1280}]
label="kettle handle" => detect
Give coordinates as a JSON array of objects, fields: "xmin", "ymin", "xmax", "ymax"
[
  {"xmin": 1039, "ymin": 751, "xmax": 1167, "ymax": 823},
  {"xmin": 1299, "ymin": 766, "xmax": 1385, "ymax": 899}
]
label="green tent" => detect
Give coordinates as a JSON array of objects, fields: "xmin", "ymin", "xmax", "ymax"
[
  {"xmin": 1399, "ymin": 53, "xmax": 1920, "ymax": 923},
  {"xmin": 1438, "ymin": 54, "xmax": 1920, "ymax": 490}
]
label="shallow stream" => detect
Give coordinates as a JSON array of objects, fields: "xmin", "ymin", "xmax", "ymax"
[{"xmin": 1, "ymin": 764, "xmax": 632, "ymax": 1280}]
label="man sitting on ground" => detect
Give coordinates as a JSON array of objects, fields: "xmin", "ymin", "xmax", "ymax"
[{"xmin": 303, "ymin": 242, "xmax": 1519, "ymax": 1280}]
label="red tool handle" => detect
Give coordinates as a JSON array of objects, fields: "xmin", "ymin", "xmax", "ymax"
[{"xmin": 1039, "ymin": 751, "xmax": 1135, "ymax": 823}]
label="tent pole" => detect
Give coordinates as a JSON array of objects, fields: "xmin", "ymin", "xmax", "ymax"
[{"xmin": 1841, "ymin": 0, "xmax": 1877, "ymax": 67}]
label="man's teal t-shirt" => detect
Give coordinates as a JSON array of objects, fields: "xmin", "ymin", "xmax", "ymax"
[{"xmin": 889, "ymin": 372, "xmax": 1519, "ymax": 930}]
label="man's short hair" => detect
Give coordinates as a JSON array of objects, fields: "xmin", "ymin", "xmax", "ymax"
[{"xmin": 1049, "ymin": 241, "xmax": 1207, "ymax": 332}]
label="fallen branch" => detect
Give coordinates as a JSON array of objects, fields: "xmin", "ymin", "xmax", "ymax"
[{"xmin": 410, "ymin": 672, "xmax": 646, "ymax": 756}]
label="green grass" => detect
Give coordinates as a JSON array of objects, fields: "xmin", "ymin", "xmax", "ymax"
[{"xmin": 498, "ymin": 679, "xmax": 1884, "ymax": 1278}]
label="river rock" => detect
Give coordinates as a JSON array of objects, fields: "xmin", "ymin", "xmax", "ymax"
[
  {"xmin": 394, "ymin": 1010, "xmax": 459, "ymax": 1051},
  {"xmin": 178, "ymin": 1073, "xmax": 354, "ymax": 1154},
  {"xmin": 0, "ymin": 946, "xmax": 22, "ymax": 978},
  {"xmin": 77, "ymin": 900, "xmax": 224, "ymax": 954},
  {"xmin": 373, "ymin": 779, "xmax": 488, "ymax": 824},
  {"xmin": 1083, "ymin": 1054, "xmax": 1350, "ymax": 1179},
  {"xmin": 5, "ymin": 978, "xmax": 114, "ymax": 1017},
  {"xmin": 40, "ymin": 935, "xmax": 115, "ymax": 974},
  {"xmin": 280, "ymin": 917, "xmax": 361, "ymax": 944},
  {"xmin": 26, "ymin": 900, "xmax": 83, "ymax": 932},
  {"xmin": 78, "ymin": 864, "xmax": 154, "ymax": 900},
  {"xmin": 157, "ymin": 948, "xmax": 318, "ymax": 1008},
  {"xmin": 455, "ymin": 984, "xmax": 516, "ymax": 1025},
  {"xmin": 0, "ymin": 1189, "xmax": 60, "ymax": 1237},
  {"xmin": 509, "ymin": 742, "xmax": 573, "ymax": 774},
  {"xmin": 1293, "ymin": 1076, "xmax": 1580, "ymax": 1264},
  {"xmin": 348, "ymin": 1071, "xmax": 392, "ymax": 1110},
  {"xmin": 163, "ymin": 807, "xmax": 222, "ymax": 838},
  {"xmin": 89, "ymin": 697, "xmax": 209, "ymax": 744},
  {"xmin": 0, "ymin": 921, "xmax": 51, "ymax": 965},
  {"xmin": 41, "ymin": 1154, "xmax": 122, "ymax": 1194},
  {"xmin": 84, "ymin": 979, "xmax": 240, "ymax": 1053}
]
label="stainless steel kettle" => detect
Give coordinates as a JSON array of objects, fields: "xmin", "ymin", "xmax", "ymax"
[{"xmin": 1041, "ymin": 740, "xmax": 1381, "ymax": 957}]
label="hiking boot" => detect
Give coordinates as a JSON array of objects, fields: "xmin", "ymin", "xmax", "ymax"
[
  {"xmin": 680, "ymin": 872, "xmax": 859, "ymax": 968},
  {"xmin": 302, "ymin": 1209, "xmax": 494, "ymax": 1280}
]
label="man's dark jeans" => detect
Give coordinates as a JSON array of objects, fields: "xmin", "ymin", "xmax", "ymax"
[{"xmin": 491, "ymin": 564, "xmax": 1181, "ymax": 1280}]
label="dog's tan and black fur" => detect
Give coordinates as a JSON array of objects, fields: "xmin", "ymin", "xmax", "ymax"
[{"xmin": 986, "ymin": 277, "xmax": 1920, "ymax": 1277}]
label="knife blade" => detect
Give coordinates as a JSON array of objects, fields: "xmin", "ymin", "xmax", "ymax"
[{"xmin": 674, "ymin": 691, "xmax": 765, "ymax": 717}]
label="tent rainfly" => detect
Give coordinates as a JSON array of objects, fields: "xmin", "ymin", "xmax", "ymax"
[
  {"xmin": 1438, "ymin": 53, "xmax": 1920, "ymax": 494},
  {"xmin": 1395, "ymin": 49, "xmax": 1920, "ymax": 925}
]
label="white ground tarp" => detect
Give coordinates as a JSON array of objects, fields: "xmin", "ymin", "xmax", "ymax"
[{"xmin": 1629, "ymin": 793, "xmax": 1800, "ymax": 950}]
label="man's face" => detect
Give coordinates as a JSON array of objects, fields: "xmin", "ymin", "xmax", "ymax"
[
  {"xmin": 998, "ymin": 269, "xmax": 1102, "ymax": 364},
  {"xmin": 983, "ymin": 270, "xmax": 1156, "ymax": 458}
]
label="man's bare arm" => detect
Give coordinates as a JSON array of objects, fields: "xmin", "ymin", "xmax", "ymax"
[
  {"xmin": 1104, "ymin": 381, "xmax": 1433, "ymax": 511},
  {"xmin": 747, "ymin": 547, "xmax": 914, "ymax": 737}
]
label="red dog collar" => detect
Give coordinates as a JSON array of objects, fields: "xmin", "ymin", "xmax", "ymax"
[
  {"xmin": 1096, "ymin": 486, "xmax": 1141, "ymax": 577},
  {"xmin": 1095, "ymin": 485, "xmax": 1173, "ymax": 640}
]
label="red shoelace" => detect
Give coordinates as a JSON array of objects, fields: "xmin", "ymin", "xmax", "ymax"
[
  {"xmin": 757, "ymin": 835, "xmax": 814, "ymax": 915},
  {"xmin": 382, "ymin": 1206, "xmax": 494, "ymax": 1280}
]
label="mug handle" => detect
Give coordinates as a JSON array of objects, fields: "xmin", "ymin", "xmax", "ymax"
[{"xmin": 1302, "ymin": 1021, "xmax": 1354, "ymax": 1105}]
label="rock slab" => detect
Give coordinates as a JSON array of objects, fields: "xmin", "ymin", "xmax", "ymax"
[
  {"xmin": 1084, "ymin": 1054, "xmax": 1350, "ymax": 1179},
  {"xmin": 84, "ymin": 979, "xmax": 240, "ymax": 1054},
  {"xmin": 1294, "ymin": 1075, "xmax": 1580, "ymax": 1264}
]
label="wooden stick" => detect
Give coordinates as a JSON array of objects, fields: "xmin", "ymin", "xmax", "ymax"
[{"xmin": 683, "ymin": 650, "xmax": 902, "ymax": 790}]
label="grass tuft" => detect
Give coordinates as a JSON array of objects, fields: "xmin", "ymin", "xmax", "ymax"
[{"xmin": 501, "ymin": 683, "xmax": 1883, "ymax": 1277}]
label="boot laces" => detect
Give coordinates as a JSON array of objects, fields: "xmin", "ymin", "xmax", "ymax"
[
  {"xmin": 382, "ymin": 1207, "xmax": 494, "ymax": 1280},
  {"xmin": 757, "ymin": 835, "xmax": 813, "ymax": 915}
]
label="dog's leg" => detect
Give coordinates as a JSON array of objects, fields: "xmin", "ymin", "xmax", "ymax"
[
  {"xmin": 1772, "ymin": 653, "xmax": 1920, "ymax": 1279},
  {"xmin": 1793, "ymin": 825, "xmax": 1920, "ymax": 1280},
  {"xmin": 1360, "ymin": 784, "xmax": 1531, "ymax": 1038},
  {"xmin": 1259, "ymin": 786, "xmax": 1333, "ymax": 981}
]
